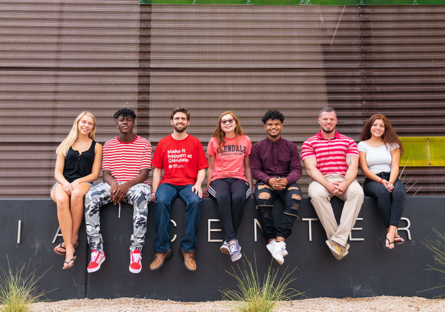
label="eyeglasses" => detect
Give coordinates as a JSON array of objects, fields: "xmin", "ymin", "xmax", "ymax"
[{"xmin": 221, "ymin": 118, "xmax": 235, "ymax": 125}]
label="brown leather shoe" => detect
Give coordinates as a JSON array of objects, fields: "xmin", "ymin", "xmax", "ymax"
[
  {"xmin": 180, "ymin": 249, "xmax": 197, "ymax": 271},
  {"xmin": 149, "ymin": 249, "xmax": 172, "ymax": 271}
]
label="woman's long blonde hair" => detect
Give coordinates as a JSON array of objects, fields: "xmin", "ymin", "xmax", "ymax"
[
  {"xmin": 212, "ymin": 111, "xmax": 245, "ymax": 151},
  {"xmin": 56, "ymin": 111, "xmax": 97, "ymax": 156}
]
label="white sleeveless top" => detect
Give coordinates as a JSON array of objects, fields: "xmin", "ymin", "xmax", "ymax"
[{"xmin": 358, "ymin": 142, "xmax": 399, "ymax": 174}]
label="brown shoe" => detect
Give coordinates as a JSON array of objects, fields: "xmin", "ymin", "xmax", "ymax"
[
  {"xmin": 180, "ymin": 249, "xmax": 197, "ymax": 271},
  {"xmin": 149, "ymin": 249, "xmax": 172, "ymax": 271}
]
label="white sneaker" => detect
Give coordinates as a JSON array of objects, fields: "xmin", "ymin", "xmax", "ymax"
[
  {"xmin": 267, "ymin": 240, "xmax": 288, "ymax": 257},
  {"xmin": 266, "ymin": 239, "xmax": 276, "ymax": 256},
  {"xmin": 267, "ymin": 240, "xmax": 285, "ymax": 265},
  {"xmin": 229, "ymin": 240, "xmax": 242, "ymax": 262},
  {"xmin": 220, "ymin": 241, "xmax": 230, "ymax": 255}
]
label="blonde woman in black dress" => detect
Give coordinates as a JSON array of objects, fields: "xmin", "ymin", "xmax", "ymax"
[{"xmin": 51, "ymin": 112, "xmax": 102, "ymax": 269}]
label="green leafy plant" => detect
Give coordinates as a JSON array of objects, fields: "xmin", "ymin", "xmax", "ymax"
[
  {"xmin": 0, "ymin": 259, "xmax": 51, "ymax": 312},
  {"xmin": 419, "ymin": 228, "xmax": 445, "ymax": 297},
  {"xmin": 221, "ymin": 255, "xmax": 302, "ymax": 312}
]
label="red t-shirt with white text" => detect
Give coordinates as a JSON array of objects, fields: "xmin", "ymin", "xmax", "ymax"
[{"xmin": 152, "ymin": 134, "xmax": 209, "ymax": 186}]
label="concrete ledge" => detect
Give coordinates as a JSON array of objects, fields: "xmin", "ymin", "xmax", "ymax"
[{"xmin": 0, "ymin": 197, "xmax": 444, "ymax": 301}]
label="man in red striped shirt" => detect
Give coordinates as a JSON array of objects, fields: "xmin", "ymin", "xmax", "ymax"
[
  {"xmin": 85, "ymin": 108, "xmax": 151, "ymax": 274},
  {"xmin": 302, "ymin": 107, "xmax": 364, "ymax": 260}
]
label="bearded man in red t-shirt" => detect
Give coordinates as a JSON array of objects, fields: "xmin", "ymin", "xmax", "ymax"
[{"xmin": 149, "ymin": 107, "xmax": 209, "ymax": 272}]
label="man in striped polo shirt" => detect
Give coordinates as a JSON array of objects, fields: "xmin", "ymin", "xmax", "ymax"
[
  {"xmin": 302, "ymin": 107, "xmax": 364, "ymax": 260},
  {"xmin": 84, "ymin": 108, "xmax": 151, "ymax": 274}
]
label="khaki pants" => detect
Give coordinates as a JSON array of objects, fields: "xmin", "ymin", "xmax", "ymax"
[{"xmin": 308, "ymin": 174, "xmax": 364, "ymax": 247}]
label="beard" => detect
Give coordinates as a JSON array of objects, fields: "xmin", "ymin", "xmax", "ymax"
[
  {"xmin": 173, "ymin": 124, "xmax": 187, "ymax": 133},
  {"xmin": 321, "ymin": 126, "xmax": 335, "ymax": 133}
]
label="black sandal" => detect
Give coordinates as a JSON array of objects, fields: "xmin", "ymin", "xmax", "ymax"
[
  {"xmin": 62, "ymin": 256, "xmax": 77, "ymax": 270},
  {"xmin": 54, "ymin": 241, "xmax": 79, "ymax": 256},
  {"xmin": 54, "ymin": 243, "xmax": 66, "ymax": 255},
  {"xmin": 384, "ymin": 238, "xmax": 395, "ymax": 250},
  {"xmin": 394, "ymin": 236, "xmax": 405, "ymax": 245}
]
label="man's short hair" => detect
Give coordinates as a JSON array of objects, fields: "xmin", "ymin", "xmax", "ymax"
[
  {"xmin": 113, "ymin": 108, "xmax": 137, "ymax": 121},
  {"xmin": 261, "ymin": 110, "xmax": 285, "ymax": 124},
  {"xmin": 170, "ymin": 107, "xmax": 190, "ymax": 120},
  {"xmin": 319, "ymin": 107, "xmax": 337, "ymax": 118}
]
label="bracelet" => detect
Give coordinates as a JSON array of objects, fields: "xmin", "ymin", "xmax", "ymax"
[{"xmin": 379, "ymin": 179, "xmax": 385, "ymax": 185}]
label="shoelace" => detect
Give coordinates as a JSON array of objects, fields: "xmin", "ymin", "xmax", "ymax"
[
  {"xmin": 91, "ymin": 251, "xmax": 99, "ymax": 261},
  {"xmin": 229, "ymin": 244, "xmax": 239, "ymax": 253},
  {"xmin": 132, "ymin": 252, "xmax": 141, "ymax": 263}
]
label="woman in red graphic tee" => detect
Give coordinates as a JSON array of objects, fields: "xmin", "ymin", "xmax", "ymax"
[{"xmin": 207, "ymin": 111, "xmax": 252, "ymax": 263}]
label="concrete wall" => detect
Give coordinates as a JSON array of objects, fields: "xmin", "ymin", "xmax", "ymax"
[{"xmin": 0, "ymin": 197, "xmax": 444, "ymax": 301}]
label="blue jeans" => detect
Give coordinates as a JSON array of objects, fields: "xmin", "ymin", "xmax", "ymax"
[
  {"xmin": 363, "ymin": 172, "xmax": 406, "ymax": 228},
  {"xmin": 153, "ymin": 183, "xmax": 202, "ymax": 253}
]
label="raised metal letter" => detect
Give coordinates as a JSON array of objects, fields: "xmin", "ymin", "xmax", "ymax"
[
  {"xmin": 170, "ymin": 219, "xmax": 177, "ymax": 242},
  {"xmin": 17, "ymin": 220, "xmax": 21, "ymax": 244},
  {"xmin": 349, "ymin": 218, "xmax": 364, "ymax": 241},
  {"xmin": 302, "ymin": 218, "xmax": 318, "ymax": 241},
  {"xmin": 397, "ymin": 217, "xmax": 412, "ymax": 240},
  {"xmin": 208, "ymin": 219, "xmax": 223, "ymax": 243},
  {"xmin": 254, "ymin": 218, "xmax": 262, "ymax": 242}
]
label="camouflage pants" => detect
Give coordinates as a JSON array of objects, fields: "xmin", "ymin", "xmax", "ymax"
[{"xmin": 84, "ymin": 182, "xmax": 150, "ymax": 252}]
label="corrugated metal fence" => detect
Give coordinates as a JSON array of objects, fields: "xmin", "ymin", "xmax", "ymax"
[
  {"xmin": 0, "ymin": 1, "xmax": 443, "ymax": 198},
  {"xmin": 0, "ymin": 0, "xmax": 140, "ymax": 198}
]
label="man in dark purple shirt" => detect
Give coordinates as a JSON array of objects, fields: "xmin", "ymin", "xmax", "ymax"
[{"xmin": 250, "ymin": 110, "xmax": 303, "ymax": 265}]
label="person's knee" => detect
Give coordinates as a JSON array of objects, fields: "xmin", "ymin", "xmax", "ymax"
[
  {"xmin": 347, "ymin": 183, "xmax": 364, "ymax": 200},
  {"xmin": 139, "ymin": 185, "xmax": 151, "ymax": 197},
  {"xmin": 393, "ymin": 182, "xmax": 406, "ymax": 198},
  {"xmin": 379, "ymin": 190, "xmax": 391, "ymax": 202},
  {"xmin": 232, "ymin": 192, "xmax": 246, "ymax": 204},
  {"xmin": 155, "ymin": 197, "xmax": 169, "ymax": 210},
  {"xmin": 310, "ymin": 191, "xmax": 329, "ymax": 203},
  {"xmin": 85, "ymin": 185, "xmax": 106, "ymax": 205},
  {"xmin": 70, "ymin": 189, "xmax": 86, "ymax": 203},
  {"xmin": 56, "ymin": 199, "xmax": 69, "ymax": 212},
  {"xmin": 55, "ymin": 194, "xmax": 69, "ymax": 207},
  {"xmin": 188, "ymin": 195, "xmax": 202, "ymax": 207},
  {"xmin": 308, "ymin": 182, "xmax": 327, "ymax": 199},
  {"xmin": 255, "ymin": 185, "xmax": 273, "ymax": 205}
]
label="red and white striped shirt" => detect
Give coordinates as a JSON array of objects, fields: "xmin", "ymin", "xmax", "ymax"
[
  {"xmin": 103, "ymin": 135, "xmax": 152, "ymax": 184},
  {"xmin": 301, "ymin": 130, "xmax": 359, "ymax": 176}
]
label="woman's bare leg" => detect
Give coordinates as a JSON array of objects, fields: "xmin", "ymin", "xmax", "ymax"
[
  {"xmin": 51, "ymin": 184, "xmax": 75, "ymax": 267},
  {"xmin": 70, "ymin": 183, "xmax": 91, "ymax": 245}
]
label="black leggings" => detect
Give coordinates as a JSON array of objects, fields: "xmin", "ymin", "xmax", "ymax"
[{"xmin": 208, "ymin": 178, "xmax": 251, "ymax": 242}]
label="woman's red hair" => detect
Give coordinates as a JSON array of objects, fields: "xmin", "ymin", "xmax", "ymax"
[{"xmin": 359, "ymin": 114, "xmax": 404, "ymax": 155}]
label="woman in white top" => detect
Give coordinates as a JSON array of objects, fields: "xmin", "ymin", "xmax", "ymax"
[{"xmin": 358, "ymin": 114, "xmax": 406, "ymax": 250}]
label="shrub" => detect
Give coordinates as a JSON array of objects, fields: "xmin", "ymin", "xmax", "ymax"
[
  {"xmin": 420, "ymin": 228, "xmax": 445, "ymax": 297},
  {"xmin": 221, "ymin": 255, "xmax": 302, "ymax": 312},
  {"xmin": 0, "ymin": 260, "xmax": 50, "ymax": 312}
]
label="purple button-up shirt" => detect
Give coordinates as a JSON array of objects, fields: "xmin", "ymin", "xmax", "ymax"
[{"xmin": 250, "ymin": 136, "xmax": 302, "ymax": 185}]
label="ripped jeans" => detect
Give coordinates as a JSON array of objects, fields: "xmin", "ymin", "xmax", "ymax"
[{"xmin": 254, "ymin": 182, "xmax": 302, "ymax": 240}]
